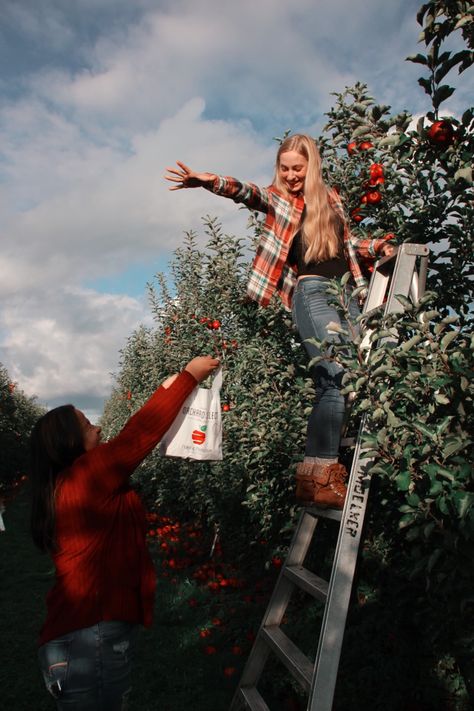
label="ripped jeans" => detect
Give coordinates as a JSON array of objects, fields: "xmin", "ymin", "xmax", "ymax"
[
  {"xmin": 292, "ymin": 276, "xmax": 360, "ymax": 459},
  {"xmin": 38, "ymin": 621, "xmax": 138, "ymax": 710}
]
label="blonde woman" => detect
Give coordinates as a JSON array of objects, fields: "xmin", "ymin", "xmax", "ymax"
[{"xmin": 165, "ymin": 134, "xmax": 393, "ymax": 508}]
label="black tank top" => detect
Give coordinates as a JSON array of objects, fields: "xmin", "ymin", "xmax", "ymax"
[{"xmin": 287, "ymin": 229, "xmax": 347, "ymax": 279}]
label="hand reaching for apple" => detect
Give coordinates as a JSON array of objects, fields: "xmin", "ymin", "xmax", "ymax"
[
  {"xmin": 162, "ymin": 356, "xmax": 220, "ymax": 389},
  {"xmin": 164, "ymin": 161, "xmax": 216, "ymax": 190},
  {"xmin": 185, "ymin": 356, "xmax": 220, "ymax": 383}
]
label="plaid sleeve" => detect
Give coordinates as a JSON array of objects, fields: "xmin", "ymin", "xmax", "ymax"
[
  {"xmin": 350, "ymin": 234, "xmax": 395, "ymax": 259},
  {"xmin": 205, "ymin": 176, "xmax": 270, "ymax": 213}
]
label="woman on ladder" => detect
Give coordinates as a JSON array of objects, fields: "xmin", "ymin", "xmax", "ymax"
[{"xmin": 165, "ymin": 134, "xmax": 394, "ymax": 509}]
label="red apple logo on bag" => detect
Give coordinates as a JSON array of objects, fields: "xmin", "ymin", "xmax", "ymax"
[{"xmin": 192, "ymin": 426, "xmax": 207, "ymax": 445}]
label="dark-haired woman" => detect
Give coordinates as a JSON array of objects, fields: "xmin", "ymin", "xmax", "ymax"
[
  {"xmin": 30, "ymin": 355, "xmax": 219, "ymax": 710},
  {"xmin": 165, "ymin": 134, "xmax": 394, "ymax": 508}
]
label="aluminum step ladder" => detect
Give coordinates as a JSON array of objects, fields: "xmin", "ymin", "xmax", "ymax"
[{"xmin": 229, "ymin": 243, "xmax": 430, "ymax": 711}]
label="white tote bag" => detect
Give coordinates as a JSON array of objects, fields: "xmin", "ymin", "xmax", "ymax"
[{"xmin": 160, "ymin": 367, "xmax": 223, "ymax": 460}]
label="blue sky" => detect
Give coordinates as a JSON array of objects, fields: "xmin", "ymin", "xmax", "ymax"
[{"xmin": 0, "ymin": 0, "xmax": 471, "ymax": 419}]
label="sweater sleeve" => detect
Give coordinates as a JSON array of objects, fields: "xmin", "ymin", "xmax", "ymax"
[
  {"xmin": 77, "ymin": 370, "xmax": 197, "ymax": 493},
  {"xmin": 204, "ymin": 175, "xmax": 271, "ymax": 214}
]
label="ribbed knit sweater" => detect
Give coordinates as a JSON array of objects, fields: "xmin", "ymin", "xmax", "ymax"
[{"xmin": 38, "ymin": 370, "xmax": 197, "ymax": 647}]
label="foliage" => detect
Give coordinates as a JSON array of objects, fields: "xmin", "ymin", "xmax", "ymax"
[
  {"xmin": 101, "ymin": 221, "xmax": 313, "ymax": 555},
  {"xmin": 0, "ymin": 364, "xmax": 44, "ymax": 496},
  {"xmin": 321, "ymin": 80, "xmax": 473, "ymax": 318},
  {"xmin": 308, "ymin": 282, "xmax": 473, "ymax": 673}
]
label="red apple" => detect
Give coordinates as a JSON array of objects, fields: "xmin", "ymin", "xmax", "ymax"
[
  {"xmin": 369, "ymin": 163, "xmax": 384, "ymax": 178},
  {"xmin": 427, "ymin": 120, "xmax": 454, "ymax": 146},
  {"xmin": 347, "ymin": 141, "xmax": 358, "ymax": 155},
  {"xmin": 366, "ymin": 191, "xmax": 382, "ymax": 204},
  {"xmin": 359, "ymin": 141, "xmax": 374, "ymax": 151},
  {"xmin": 350, "ymin": 207, "xmax": 364, "ymax": 223},
  {"xmin": 223, "ymin": 666, "xmax": 237, "ymax": 677}
]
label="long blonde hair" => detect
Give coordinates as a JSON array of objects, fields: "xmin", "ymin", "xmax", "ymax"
[{"xmin": 273, "ymin": 134, "xmax": 342, "ymax": 263}]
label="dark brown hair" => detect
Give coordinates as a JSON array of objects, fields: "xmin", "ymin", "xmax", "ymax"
[{"xmin": 30, "ymin": 405, "xmax": 85, "ymax": 553}]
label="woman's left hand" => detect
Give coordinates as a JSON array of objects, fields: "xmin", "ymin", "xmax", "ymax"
[{"xmin": 164, "ymin": 162, "xmax": 215, "ymax": 190}]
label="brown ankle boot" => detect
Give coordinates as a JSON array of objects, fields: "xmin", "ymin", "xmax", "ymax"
[
  {"xmin": 295, "ymin": 462, "xmax": 319, "ymax": 503},
  {"xmin": 296, "ymin": 462, "xmax": 348, "ymax": 509}
]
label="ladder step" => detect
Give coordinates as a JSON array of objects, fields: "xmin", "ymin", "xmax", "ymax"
[
  {"xmin": 303, "ymin": 505, "xmax": 342, "ymax": 522},
  {"xmin": 261, "ymin": 626, "xmax": 313, "ymax": 692},
  {"xmin": 284, "ymin": 565, "xmax": 328, "ymax": 602},
  {"xmin": 239, "ymin": 686, "xmax": 270, "ymax": 711},
  {"xmin": 340, "ymin": 436, "xmax": 356, "ymax": 447}
]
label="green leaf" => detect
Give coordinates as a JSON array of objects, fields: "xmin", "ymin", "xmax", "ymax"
[
  {"xmin": 399, "ymin": 513, "xmax": 416, "ymax": 530},
  {"xmin": 368, "ymin": 464, "xmax": 389, "ymax": 477},
  {"xmin": 440, "ymin": 330, "xmax": 458, "ymax": 352},
  {"xmin": 454, "ymin": 15, "xmax": 473, "ymax": 30},
  {"xmin": 437, "ymin": 468, "xmax": 455, "ymax": 483},
  {"xmin": 443, "ymin": 437, "xmax": 470, "ymax": 458},
  {"xmin": 454, "ymin": 167, "xmax": 473, "ymax": 184},
  {"xmin": 400, "ymin": 334, "xmax": 423, "ymax": 352},
  {"xmin": 433, "ymin": 84, "xmax": 456, "ymax": 109},
  {"xmin": 378, "ymin": 135, "xmax": 400, "ymax": 147},
  {"xmin": 413, "ymin": 422, "xmax": 437, "ymax": 440},
  {"xmin": 395, "ymin": 470, "xmax": 411, "ymax": 491},
  {"xmin": 436, "ymin": 416, "xmax": 453, "ymax": 435},
  {"xmin": 453, "ymin": 492, "xmax": 474, "ymax": 518},
  {"xmin": 438, "ymin": 497, "xmax": 449, "ymax": 515},
  {"xmin": 406, "ymin": 493, "xmax": 420, "ymax": 507},
  {"xmin": 406, "ymin": 53, "xmax": 428, "ymax": 65},
  {"xmin": 340, "ymin": 271, "xmax": 351, "ymax": 287},
  {"xmin": 427, "ymin": 548, "xmax": 442, "ymax": 573},
  {"xmin": 462, "ymin": 108, "xmax": 474, "ymax": 126},
  {"xmin": 351, "ymin": 125, "xmax": 373, "ymax": 139},
  {"xmin": 394, "ymin": 294, "xmax": 413, "ymax": 310},
  {"xmin": 429, "ymin": 479, "xmax": 443, "ymax": 496},
  {"xmin": 440, "ymin": 314, "xmax": 459, "ymax": 324},
  {"xmin": 418, "ymin": 77, "xmax": 432, "ymax": 95}
]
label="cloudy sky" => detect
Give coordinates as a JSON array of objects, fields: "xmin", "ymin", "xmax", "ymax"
[{"xmin": 0, "ymin": 0, "xmax": 470, "ymax": 419}]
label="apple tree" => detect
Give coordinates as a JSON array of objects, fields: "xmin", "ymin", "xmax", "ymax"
[
  {"xmin": 0, "ymin": 364, "xmax": 44, "ymax": 496},
  {"xmin": 101, "ymin": 221, "xmax": 313, "ymax": 555}
]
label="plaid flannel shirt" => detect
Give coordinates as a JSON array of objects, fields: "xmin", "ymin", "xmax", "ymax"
[{"xmin": 206, "ymin": 175, "xmax": 391, "ymax": 310}]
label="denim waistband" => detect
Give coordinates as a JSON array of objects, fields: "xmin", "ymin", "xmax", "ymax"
[{"xmin": 294, "ymin": 275, "xmax": 355, "ymax": 295}]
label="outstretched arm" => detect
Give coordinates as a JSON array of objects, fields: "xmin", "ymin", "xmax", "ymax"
[
  {"xmin": 165, "ymin": 161, "xmax": 271, "ymax": 213},
  {"xmin": 81, "ymin": 356, "xmax": 220, "ymax": 491}
]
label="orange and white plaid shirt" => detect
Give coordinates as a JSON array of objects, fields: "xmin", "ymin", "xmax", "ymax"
[{"xmin": 206, "ymin": 175, "xmax": 391, "ymax": 310}]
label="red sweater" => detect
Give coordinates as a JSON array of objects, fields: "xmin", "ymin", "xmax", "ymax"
[{"xmin": 39, "ymin": 370, "xmax": 197, "ymax": 646}]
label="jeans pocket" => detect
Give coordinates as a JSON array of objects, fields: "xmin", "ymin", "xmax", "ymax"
[{"xmin": 38, "ymin": 634, "xmax": 73, "ymax": 699}]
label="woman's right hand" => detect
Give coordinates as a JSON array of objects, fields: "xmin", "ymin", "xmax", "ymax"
[
  {"xmin": 164, "ymin": 161, "xmax": 216, "ymax": 190},
  {"xmin": 185, "ymin": 356, "xmax": 220, "ymax": 383}
]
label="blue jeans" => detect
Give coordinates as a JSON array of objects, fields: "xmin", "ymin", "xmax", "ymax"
[
  {"xmin": 292, "ymin": 277, "xmax": 360, "ymax": 459},
  {"xmin": 38, "ymin": 621, "xmax": 138, "ymax": 710}
]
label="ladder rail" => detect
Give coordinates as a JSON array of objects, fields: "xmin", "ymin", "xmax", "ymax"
[{"xmin": 308, "ymin": 417, "xmax": 371, "ymax": 710}]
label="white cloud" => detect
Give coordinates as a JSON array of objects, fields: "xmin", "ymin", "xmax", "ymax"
[{"xmin": 0, "ymin": 286, "xmax": 149, "ymax": 418}]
